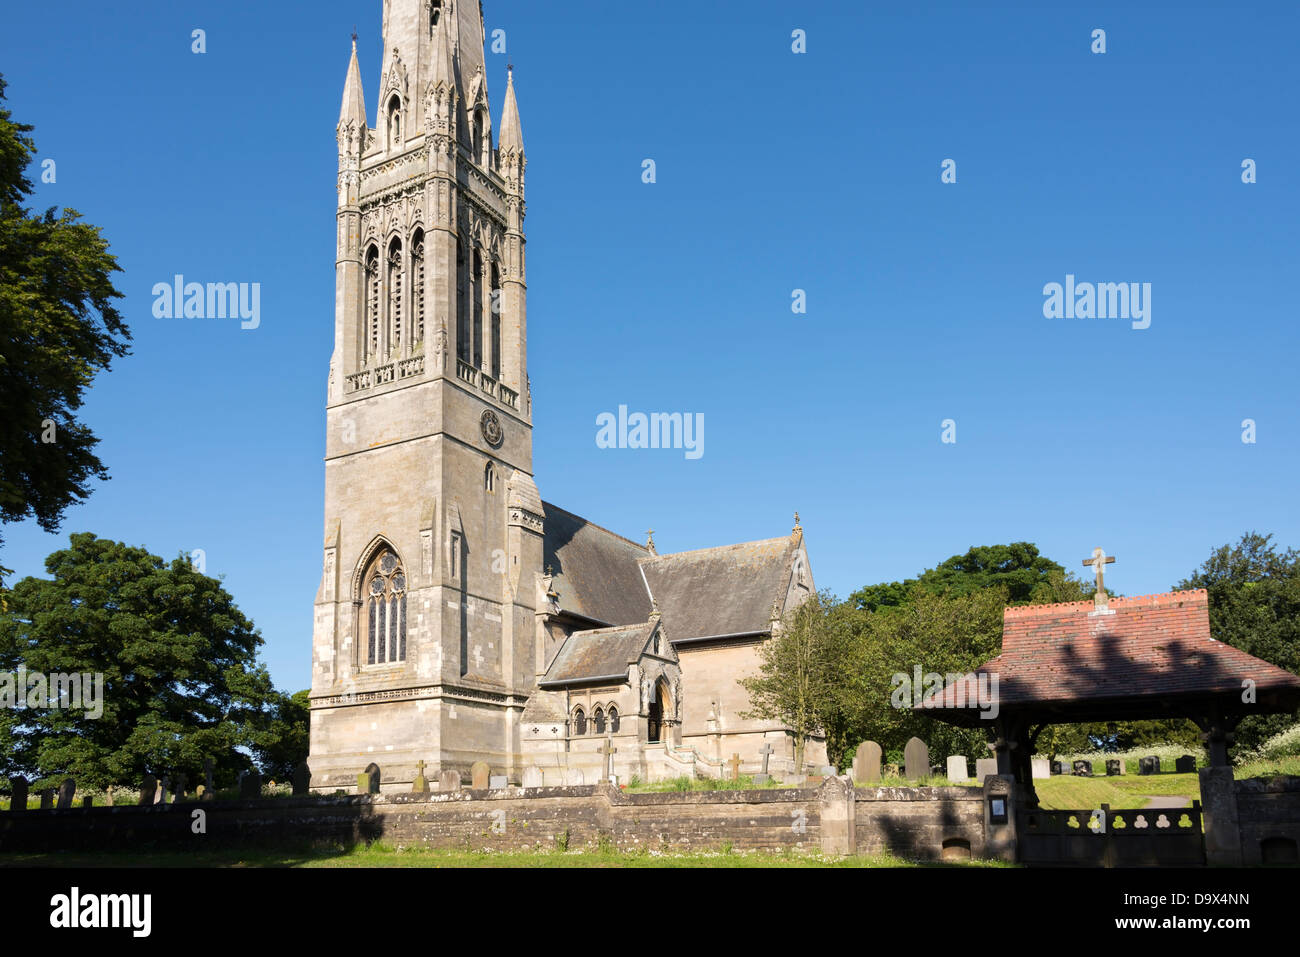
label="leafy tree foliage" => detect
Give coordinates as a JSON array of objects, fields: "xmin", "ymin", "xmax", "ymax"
[
  {"xmin": 1176, "ymin": 532, "xmax": 1300, "ymax": 750},
  {"xmin": 0, "ymin": 534, "xmax": 304, "ymax": 790},
  {"xmin": 0, "ymin": 75, "xmax": 130, "ymax": 585}
]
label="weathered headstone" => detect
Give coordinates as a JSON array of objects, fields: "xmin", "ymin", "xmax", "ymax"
[
  {"xmin": 1106, "ymin": 759, "xmax": 1123, "ymax": 776},
  {"xmin": 1031, "ymin": 758, "xmax": 1050, "ymax": 779},
  {"xmin": 410, "ymin": 760, "xmax": 428, "ymax": 793},
  {"xmin": 975, "ymin": 758, "xmax": 998, "ymax": 782},
  {"xmin": 564, "ymin": 768, "xmax": 584, "ymax": 786},
  {"xmin": 599, "ymin": 740, "xmax": 619, "ymax": 783},
  {"xmin": 239, "ymin": 769, "xmax": 262, "ymax": 799},
  {"xmin": 470, "ymin": 761, "xmax": 490, "ymax": 789},
  {"xmin": 522, "ymin": 767, "xmax": 543, "ymax": 788},
  {"xmin": 153, "ymin": 781, "xmax": 164, "ymax": 804},
  {"xmin": 1139, "ymin": 755, "xmax": 1160, "ymax": 775},
  {"xmin": 160, "ymin": 775, "xmax": 171, "ymax": 805},
  {"xmin": 946, "ymin": 755, "xmax": 969, "ymax": 781},
  {"xmin": 82, "ymin": 796, "xmax": 93, "ymax": 809},
  {"xmin": 854, "ymin": 741, "xmax": 882, "ymax": 783},
  {"xmin": 139, "ymin": 774, "xmax": 157, "ymax": 806},
  {"xmin": 489, "ymin": 775, "xmax": 508, "ymax": 789},
  {"xmin": 805, "ymin": 774, "xmax": 825, "ymax": 787},
  {"xmin": 203, "ymin": 757, "xmax": 215, "ymax": 798},
  {"xmin": 173, "ymin": 772, "xmax": 187, "ymax": 802},
  {"xmin": 56, "ymin": 778, "xmax": 75, "ymax": 810},
  {"xmin": 195, "ymin": 785, "xmax": 206, "ymax": 801},
  {"xmin": 40, "ymin": 788, "xmax": 55, "ymax": 810},
  {"xmin": 357, "ymin": 763, "xmax": 380, "ymax": 795},
  {"xmin": 903, "ymin": 737, "xmax": 930, "ymax": 781},
  {"xmin": 9, "ymin": 777, "xmax": 28, "ymax": 813},
  {"xmin": 292, "ymin": 761, "xmax": 311, "ymax": 796},
  {"xmin": 1072, "ymin": 760, "xmax": 1092, "ymax": 777},
  {"xmin": 105, "ymin": 785, "xmax": 114, "ymax": 807},
  {"xmin": 1050, "ymin": 760, "xmax": 1063, "ymax": 776},
  {"xmin": 437, "ymin": 769, "xmax": 461, "ymax": 791},
  {"xmin": 1175, "ymin": 755, "xmax": 1195, "ymax": 774}
]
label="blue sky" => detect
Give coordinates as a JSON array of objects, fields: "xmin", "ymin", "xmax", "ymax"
[{"xmin": 2, "ymin": 0, "xmax": 1296, "ymax": 692}]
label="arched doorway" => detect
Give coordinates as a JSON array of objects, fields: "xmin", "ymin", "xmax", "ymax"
[{"xmin": 647, "ymin": 678, "xmax": 671, "ymax": 743}]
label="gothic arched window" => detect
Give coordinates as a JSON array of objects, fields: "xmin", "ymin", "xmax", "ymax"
[
  {"xmin": 430, "ymin": 0, "xmax": 443, "ymax": 32},
  {"xmin": 412, "ymin": 230, "xmax": 426, "ymax": 345},
  {"xmin": 364, "ymin": 548, "xmax": 407, "ymax": 665},
  {"xmin": 484, "ymin": 462, "xmax": 495, "ymax": 492},
  {"xmin": 364, "ymin": 245, "xmax": 381, "ymax": 362},
  {"xmin": 593, "ymin": 707, "xmax": 606, "ymax": 735},
  {"xmin": 473, "ymin": 109, "xmax": 486, "ymax": 165},
  {"xmin": 572, "ymin": 708, "xmax": 587, "ymax": 737},
  {"xmin": 456, "ymin": 241, "xmax": 469, "ymax": 363},
  {"xmin": 387, "ymin": 95, "xmax": 402, "ymax": 150},
  {"xmin": 471, "ymin": 249, "xmax": 484, "ymax": 370},
  {"xmin": 609, "ymin": 707, "xmax": 620, "ymax": 733},
  {"xmin": 388, "ymin": 238, "xmax": 403, "ymax": 354},
  {"xmin": 489, "ymin": 262, "xmax": 502, "ymax": 380}
]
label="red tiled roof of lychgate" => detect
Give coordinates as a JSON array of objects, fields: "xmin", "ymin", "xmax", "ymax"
[{"xmin": 919, "ymin": 589, "xmax": 1300, "ymax": 719}]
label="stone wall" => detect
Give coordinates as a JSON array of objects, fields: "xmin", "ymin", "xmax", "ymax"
[
  {"xmin": 1234, "ymin": 776, "xmax": 1300, "ymax": 866},
  {"xmin": 0, "ymin": 780, "xmax": 993, "ymax": 861}
]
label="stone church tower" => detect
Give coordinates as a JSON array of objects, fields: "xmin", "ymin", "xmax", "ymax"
[{"xmin": 309, "ymin": 0, "xmax": 541, "ymax": 789}]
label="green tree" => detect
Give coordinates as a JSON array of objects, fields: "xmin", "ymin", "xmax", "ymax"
[
  {"xmin": 1176, "ymin": 532, "xmax": 1300, "ymax": 751},
  {"xmin": 0, "ymin": 76, "xmax": 130, "ymax": 585},
  {"xmin": 850, "ymin": 543, "xmax": 1089, "ymax": 612},
  {"xmin": 740, "ymin": 590, "xmax": 839, "ymax": 772},
  {"xmin": 0, "ymin": 534, "xmax": 288, "ymax": 790},
  {"xmin": 252, "ymin": 689, "xmax": 311, "ymax": 782}
]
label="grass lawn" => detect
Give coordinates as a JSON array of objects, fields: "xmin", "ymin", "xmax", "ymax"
[{"xmin": 0, "ymin": 843, "xmax": 1012, "ymax": 869}]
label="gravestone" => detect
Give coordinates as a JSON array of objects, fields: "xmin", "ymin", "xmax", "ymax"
[
  {"xmin": 975, "ymin": 758, "xmax": 998, "ymax": 783},
  {"xmin": 1139, "ymin": 756, "xmax": 1160, "ymax": 775},
  {"xmin": 903, "ymin": 737, "xmax": 930, "ymax": 781},
  {"xmin": 160, "ymin": 775, "xmax": 171, "ymax": 805},
  {"xmin": 239, "ymin": 769, "xmax": 262, "ymax": 799},
  {"xmin": 139, "ymin": 774, "xmax": 157, "ymax": 806},
  {"xmin": 173, "ymin": 772, "xmax": 187, "ymax": 802},
  {"xmin": 357, "ymin": 763, "xmax": 380, "ymax": 795},
  {"xmin": 410, "ymin": 760, "xmax": 428, "ymax": 793},
  {"xmin": 56, "ymin": 778, "xmax": 75, "ymax": 810},
  {"xmin": 105, "ymin": 785, "xmax": 114, "ymax": 807},
  {"xmin": 195, "ymin": 785, "xmax": 206, "ymax": 801},
  {"xmin": 1050, "ymin": 760, "xmax": 1063, "ymax": 776},
  {"xmin": 153, "ymin": 781, "xmax": 164, "ymax": 805},
  {"xmin": 946, "ymin": 756, "xmax": 969, "ymax": 782},
  {"xmin": 854, "ymin": 741, "xmax": 882, "ymax": 783},
  {"xmin": 728, "ymin": 753, "xmax": 742, "ymax": 781},
  {"xmin": 1072, "ymin": 760, "xmax": 1093, "ymax": 777},
  {"xmin": 82, "ymin": 796, "xmax": 93, "ymax": 809},
  {"xmin": 1106, "ymin": 759, "xmax": 1123, "ymax": 776},
  {"xmin": 1031, "ymin": 758, "xmax": 1050, "ymax": 779},
  {"xmin": 40, "ymin": 789, "xmax": 55, "ymax": 810},
  {"xmin": 565, "ymin": 768, "xmax": 584, "ymax": 786},
  {"xmin": 9, "ymin": 777, "xmax": 28, "ymax": 813},
  {"xmin": 293, "ymin": 761, "xmax": 311, "ymax": 796},
  {"xmin": 522, "ymin": 767, "xmax": 543, "ymax": 788},
  {"xmin": 437, "ymin": 769, "xmax": 461, "ymax": 791},
  {"xmin": 203, "ymin": 757, "xmax": 215, "ymax": 798},
  {"xmin": 1175, "ymin": 755, "xmax": 1195, "ymax": 774},
  {"xmin": 599, "ymin": 740, "xmax": 619, "ymax": 783},
  {"xmin": 470, "ymin": 761, "xmax": 491, "ymax": 789},
  {"xmin": 805, "ymin": 774, "xmax": 825, "ymax": 787},
  {"xmin": 489, "ymin": 775, "xmax": 508, "ymax": 789}
]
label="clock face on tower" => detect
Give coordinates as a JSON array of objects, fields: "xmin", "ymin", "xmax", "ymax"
[{"xmin": 480, "ymin": 409, "xmax": 505, "ymax": 449}]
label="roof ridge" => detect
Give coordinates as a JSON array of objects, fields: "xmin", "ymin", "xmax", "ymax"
[
  {"xmin": 645, "ymin": 535, "xmax": 793, "ymax": 562},
  {"xmin": 541, "ymin": 501, "xmax": 649, "ymax": 552},
  {"xmin": 1004, "ymin": 588, "xmax": 1208, "ymax": 618}
]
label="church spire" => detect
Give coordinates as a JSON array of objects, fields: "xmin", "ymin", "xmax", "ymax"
[
  {"xmin": 499, "ymin": 65, "xmax": 524, "ymax": 155},
  {"xmin": 338, "ymin": 37, "xmax": 367, "ymax": 131}
]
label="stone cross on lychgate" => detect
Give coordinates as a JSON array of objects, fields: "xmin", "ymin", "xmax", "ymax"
[
  {"xmin": 1083, "ymin": 547, "xmax": 1116, "ymax": 606},
  {"xmin": 758, "ymin": 742, "xmax": 775, "ymax": 775}
]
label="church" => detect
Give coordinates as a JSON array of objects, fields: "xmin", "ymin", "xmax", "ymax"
[{"xmin": 308, "ymin": 0, "xmax": 824, "ymax": 790}]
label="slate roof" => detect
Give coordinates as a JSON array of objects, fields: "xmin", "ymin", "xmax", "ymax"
[
  {"xmin": 542, "ymin": 502, "xmax": 652, "ymax": 626},
  {"xmin": 640, "ymin": 537, "xmax": 796, "ymax": 641},
  {"xmin": 920, "ymin": 590, "xmax": 1300, "ymax": 723},
  {"xmin": 541, "ymin": 621, "xmax": 658, "ymax": 686}
]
